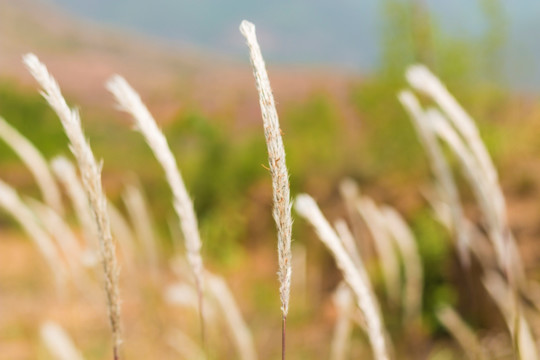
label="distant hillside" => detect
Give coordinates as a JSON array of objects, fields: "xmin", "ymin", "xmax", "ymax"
[
  {"xmin": 0, "ymin": 0, "xmax": 359, "ymax": 126},
  {"xmin": 40, "ymin": 0, "xmax": 540, "ymax": 90}
]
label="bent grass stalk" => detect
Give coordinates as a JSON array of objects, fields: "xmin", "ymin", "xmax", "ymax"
[
  {"xmin": 106, "ymin": 75, "xmax": 206, "ymax": 343},
  {"xmin": 240, "ymin": 20, "xmax": 293, "ymax": 359},
  {"xmin": 24, "ymin": 53, "xmax": 122, "ymax": 359},
  {"xmin": 295, "ymin": 194, "xmax": 390, "ymax": 360},
  {"xmin": 398, "ymin": 90, "xmax": 469, "ymax": 265}
]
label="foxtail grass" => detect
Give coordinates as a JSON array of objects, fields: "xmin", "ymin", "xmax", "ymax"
[
  {"xmin": 240, "ymin": 20, "xmax": 293, "ymax": 359},
  {"xmin": 24, "ymin": 53, "xmax": 122, "ymax": 359}
]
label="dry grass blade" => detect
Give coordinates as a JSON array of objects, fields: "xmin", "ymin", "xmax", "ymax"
[
  {"xmin": 24, "ymin": 53, "xmax": 122, "ymax": 358},
  {"xmin": 122, "ymin": 183, "xmax": 159, "ymax": 269},
  {"xmin": 427, "ymin": 109, "xmax": 514, "ymax": 275},
  {"xmin": 0, "ymin": 178, "xmax": 67, "ymax": 285},
  {"xmin": 295, "ymin": 194, "xmax": 390, "ymax": 360},
  {"xmin": 106, "ymin": 75, "xmax": 205, "ymax": 341},
  {"xmin": 356, "ymin": 197, "xmax": 400, "ymax": 305},
  {"xmin": 330, "ymin": 283, "xmax": 355, "ymax": 360},
  {"xmin": 240, "ymin": 19, "xmax": 293, "ymax": 358},
  {"xmin": 405, "ymin": 65, "xmax": 498, "ymax": 191},
  {"xmin": 436, "ymin": 306, "xmax": 487, "ymax": 360},
  {"xmin": 483, "ymin": 272, "xmax": 538, "ymax": 360},
  {"xmin": 381, "ymin": 206, "xmax": 423, "ymax": 322},
  {"xmin": 398, "ymin": 91, "xmax": 469, "ymax": 265},
  {"xmin": 41, "ymin": 321, "xmax": 85, "ymax": 360},
  {"xmin": 0, "ymin": 116, "xmax": 64, "ymax": 214},
  {"xmin": 207, "ymin": 272, "xmax": 258, "ymax": 360},
  {"xmin": 107, "ymin": 200, "xmax": 136, "ymax": 271}
]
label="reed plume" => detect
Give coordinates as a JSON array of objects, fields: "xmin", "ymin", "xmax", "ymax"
[
  {"xmin": 240, "ymin": 20, "xmax": 293, "ymax": 359},
  {"xmin": 24, "ymin": 53, "xmax": 122, "ymax": 359},
  {"xmin": 106, "ymin": 74, "xmax": 205, "ymax": 341}
]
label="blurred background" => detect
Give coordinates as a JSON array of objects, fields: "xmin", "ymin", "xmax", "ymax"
[{"xmin": 1, "ymin": 0, "xmax": 540, "ymax": 358}]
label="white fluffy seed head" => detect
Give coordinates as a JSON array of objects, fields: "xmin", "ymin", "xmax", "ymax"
[
  {"xmin": 240, "ymin": 19, "xmax": 293, "ymax": 317},
  {"xmin": 24, "ymin": 53, "xmax": 122, "ymax": 353}
]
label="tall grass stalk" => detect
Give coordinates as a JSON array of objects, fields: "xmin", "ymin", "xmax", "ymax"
[
  {"xmin": 330, "ymin": 283, "xmax": 354, "ymax": 360},
  {"xmin": 240, "ymin": 21, "xmax": 293, "ymax": 359},
  {"xmin": 122, "ymin": 183, "xmax": 159, "ymax": 270},
  {"xmin": 436, "ymin": 306, "xmax": 487, "ymax": 360},
  {"xmin": 356, "ymin": 197, "xmax": 401, "ymax": 305},
  {"xmin": 295, "ymin": 194, "xmax": 390, "ymax": 360},
  {"xmin": 24, "ymin": 53, "xmax": 122, "ymax": 359},
  {"xmin": 106, "ymin": 75, "xmax": 205, "ymax": 342},
  {"xmin": 107, "ymin": 201, "xmax": 136, "ymax": 271},
  {"xmin": 381, "ymin": 206, "xmax": 423, "ymax": 322},
  {"xmin": 0, "ymin": 117, "xmax": 64, "ymax": 214},
  {"xmin": 398, "ymin": 90, "xmax": 469, "ymax": 265},
  {"xmin": 207, "ymin": 273, "xmax": 258, "ymax": 360},
  {"xmin": 483, "ymin": 272, "xmax": 538, "ymax": 360}
]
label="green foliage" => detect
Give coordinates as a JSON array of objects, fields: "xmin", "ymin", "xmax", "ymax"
[{"xmin": 0, "ymin": 79, "xmax": 66, "ymax": 163}]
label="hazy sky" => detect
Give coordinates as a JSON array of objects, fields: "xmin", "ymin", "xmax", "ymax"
[{"xmin": 43, "ymin": 0, "xmax": 540, "ymax": 90}]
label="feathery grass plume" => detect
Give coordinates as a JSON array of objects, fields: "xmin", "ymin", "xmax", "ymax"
[
  {"xmin": 427, "ymin": 108, "xmax": 525, "ymax": 282},
  {"xmin": 106, "ymin": 75, "xmax": 206, "ymax": 340},
  {"xmin": 107, "ymin": 201, "xmax": 136, "ymax": 271},
  {"xmin": 398, "ymin": 91, "xmax": 470, "ymax": 265},
  {"xmin": 239, "ymin": 20, "xmax": 293, "ymax": 357},
  {"xmin": 0, "ymin": 116, "xmax": 64, "ymax": 214},
  {"xmin": 295, "ymin": 194, "xmax": 390, "ymax": 360},
  {"xmin": 330, "ymin": 282, "xmax": 355, "ymax": 360},
  {"xmin": 28, "ymin": 199, "xmax": 86, "ymax": 283},
  {"xmin": 381, "ymin": 206, "xmax": 423, "ymax": 322},
  {"xmin": 51, "ymin": 156, "xmax": 98, "ymax": 266},
  {"xmin": 207, "ymin": 272, "xmax": 258, "ymax": 360},
  {"xmin": 436, "ymin": 306, "xmax": 487, "ymax": 360},
  {"xmin": 356, "ymin": 197, "xmax": 401, "ymax": 306},
  {"xmin": 483, "ymin": 272, "xmax": 538, "ymax": 360},
  {"xmin": 167, "ymin": 329, "xmax": 207, "ymax": 360},
  {"xmin": 41, "ymin": 321, "xmax": 85, "ymax": 360},
  {"xmin": 0, "ymin": 178, "xmax": 67, "ymax": 285},
  {"xmin": 122, "ymin": 183, "xmax": 159, "ymax": 269},
  {"xmin": 405, "ymin": 65, "xmax": 498, "ymax": 195},
  {"xmin": 24, "ymin": 53, "xmax": 122, "ymax": 358}
]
